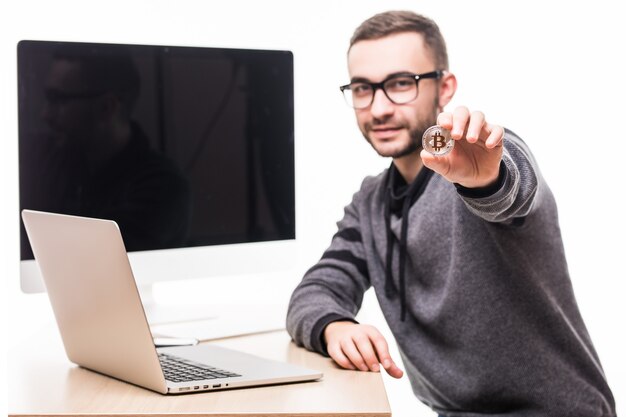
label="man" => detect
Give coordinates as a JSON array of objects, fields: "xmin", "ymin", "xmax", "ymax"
[{"xmin": 286, "ymin": 10, "xmax": 616, "ymax": 417}]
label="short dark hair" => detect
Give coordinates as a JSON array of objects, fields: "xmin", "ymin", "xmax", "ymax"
[
  {"xmin": 349, "ymin": 10, "xmax": 449, "ymax": 70},
  {"xmin": 52, "ymin": 43, "xmax": 141, "ymax": 116}
]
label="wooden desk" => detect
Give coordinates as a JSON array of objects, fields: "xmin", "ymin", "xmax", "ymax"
[{"xmin": 8, "ymin": 324, "xmax": 391, "ymax": 417}]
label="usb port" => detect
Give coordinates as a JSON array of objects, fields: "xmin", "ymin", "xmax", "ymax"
[
  {"xmin": 203, "ymin": 385, "xmax": 209, "ymax": 389},
  {"xmin": 212, "ymin": 384, "xmax": 221, "ymax": 388},
  {"xmin": 194, "ymin": 386, "xmax": 199, "ymax": 390}
]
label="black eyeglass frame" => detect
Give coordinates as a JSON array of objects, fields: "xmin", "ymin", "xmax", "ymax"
[
  {"xmin": 44, "ymin": 88, "xmax": 109, "ymax": 105},
  {"xmin": 339, "ymin": 70, "xmax": 444, "ymax": 109}
]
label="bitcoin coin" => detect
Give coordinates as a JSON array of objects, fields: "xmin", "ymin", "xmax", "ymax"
[{"xmin": 422, "ymin": 125, "xmax": 454, "ymax": 156}]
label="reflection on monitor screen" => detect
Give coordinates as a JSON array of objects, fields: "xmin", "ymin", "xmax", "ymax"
[{"xmin": 18, "ymin": 40, "xmax": 296, "ymax": 325}]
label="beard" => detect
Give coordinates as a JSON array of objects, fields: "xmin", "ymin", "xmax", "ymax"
[{"xmin": 361, "ymin": 104, "xmax": 438, "ymax": 159}]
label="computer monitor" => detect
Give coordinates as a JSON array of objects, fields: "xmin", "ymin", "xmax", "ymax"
[{"xmin": 17, "ymin": 40, "xmax": 296, "ymax": 325}]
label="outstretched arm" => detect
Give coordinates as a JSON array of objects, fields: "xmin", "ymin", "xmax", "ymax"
[{"xmin": 423, "ymin": 106, "xmax": 539, "ymax": 223}]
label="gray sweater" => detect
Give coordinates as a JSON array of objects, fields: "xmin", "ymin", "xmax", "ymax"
[{"xmin": 287, "ymin": 130, "xmax": 616, "ymax": 416}]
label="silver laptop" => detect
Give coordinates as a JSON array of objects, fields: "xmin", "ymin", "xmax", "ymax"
[{"xmin": 21, "ymin": 209, "xmax": 322, "ymax": 394}]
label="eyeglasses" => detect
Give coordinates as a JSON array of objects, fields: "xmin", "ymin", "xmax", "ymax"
[
  {"xmin": 44, "ymin": 88, "xmax": 106, "ymax": 106},
  {"xmin": 339, "ymin": 70, "xmax": 443, "ymax": 109}
]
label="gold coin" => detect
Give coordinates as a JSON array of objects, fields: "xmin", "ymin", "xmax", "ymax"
[{"xmin": 422, "ymin": 125, "xmax": 454, "ymax": 156}]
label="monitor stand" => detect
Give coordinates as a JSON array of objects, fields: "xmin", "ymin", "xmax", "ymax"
[
  {"xmin": 138, "ymin": 284, "xmax": 220, "ymax": 325},
  {"xmin": 138, "ymin": 283, "xmax": 286, "ymax": 341}
]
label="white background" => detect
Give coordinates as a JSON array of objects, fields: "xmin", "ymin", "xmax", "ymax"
[{"xmin": 1, "ymin": 1, "xmax": 625, "ymax": 416}]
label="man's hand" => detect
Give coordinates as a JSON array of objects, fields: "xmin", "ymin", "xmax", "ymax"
[
  {"xmin": 323, "ymin": 321, "xmax": 404, "ymax": 379},
  {"xmin": 421, "ymin": 106, "xmax": 505, "ymax": 189}
]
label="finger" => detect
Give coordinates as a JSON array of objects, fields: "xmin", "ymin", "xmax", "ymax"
[
  {"xmin": 369, "ymin": 332, "xmax": 391, "ymax": 368},
  {"xmin": 340, "ymin": 338, "xmax": 369, "ymax": 372},
  {"xmin": 366, "ymin": 330, "xmax": 404, "ymax": 379},
  {"xmin": 327, "ymin": 342, "xmax": 357, "ymax": 370},
  {"xmin": 451, "ymin": 106, "xmax": 470, "ymax": 140},
  {"xmin": 484, "ymin": 124, "xmax": 505, "ymax": 149},
  {"xmin": 384, "ymin": 361, "xmax": 404, "ymax": 379},
  {"xmin": 437, "ymin": 111, "xmax": 453, "ymax": 130},
  {"xmin": 466, "ymin": 111, "xmax": 485, "ymax": 143},
  {"xmin": 353, "ymin": 334, "xmax": 381, "ymax": 372}
]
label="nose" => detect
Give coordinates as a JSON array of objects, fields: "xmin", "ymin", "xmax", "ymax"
[{"xmin": 369, "ymin": 88, "xmax": 394, "ymax": 119}]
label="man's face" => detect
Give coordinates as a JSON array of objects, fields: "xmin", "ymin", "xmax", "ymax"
[
  {"xmin": 347, "ymin": 32, "xmax": 440, "ymax": 158},
  {"xmin": 42, "ymin": 59, "xmax": 102, "ymax": 148}
]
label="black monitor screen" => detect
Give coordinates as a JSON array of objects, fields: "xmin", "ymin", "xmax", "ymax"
[{"xmin": 18, "ymin": 40, "xmax": 295, "ymax": 260}]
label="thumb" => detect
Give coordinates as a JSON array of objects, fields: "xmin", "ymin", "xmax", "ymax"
[{"xmin": 420, "ymin": 149, "xmax": 450, "ymax": 177}]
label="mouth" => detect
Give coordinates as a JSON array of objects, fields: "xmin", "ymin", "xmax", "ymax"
[{"xmin": 370, "ymin": 126, "xmax": 403, "ymax": 140}]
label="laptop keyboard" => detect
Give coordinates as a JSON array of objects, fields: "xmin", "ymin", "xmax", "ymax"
[{"xmin": 158, "ymin": 353, "xmax": 241, "ymax": 383}]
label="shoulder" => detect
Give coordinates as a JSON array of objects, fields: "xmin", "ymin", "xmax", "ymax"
[
  {"xmin": 338, "ymin": 169, "xmax": 389, "ymax": 220},
  {"xmin": 362, "ymin": 170, "xmax": 387, "ymax": 188},
  {"xmin": 354, "ymin": 169, "xmax": 389, "ymax": 201}
]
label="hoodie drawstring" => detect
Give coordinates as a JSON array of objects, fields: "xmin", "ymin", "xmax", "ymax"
[
  {"xmin": 398, "ymin": 193, "xmax": 412, "ymax": 321},
  {"xmin": 383, "ymin": 189, "xmax": 394, "ymax": 299},
  {"xmin": 383, "ymin": 165, "xmax": 433, "ymax": 321}
]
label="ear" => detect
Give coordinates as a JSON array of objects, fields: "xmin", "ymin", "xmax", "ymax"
[{"xmin": 438, "ymin": 72, "xmax": 457, "ymax": 111}]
